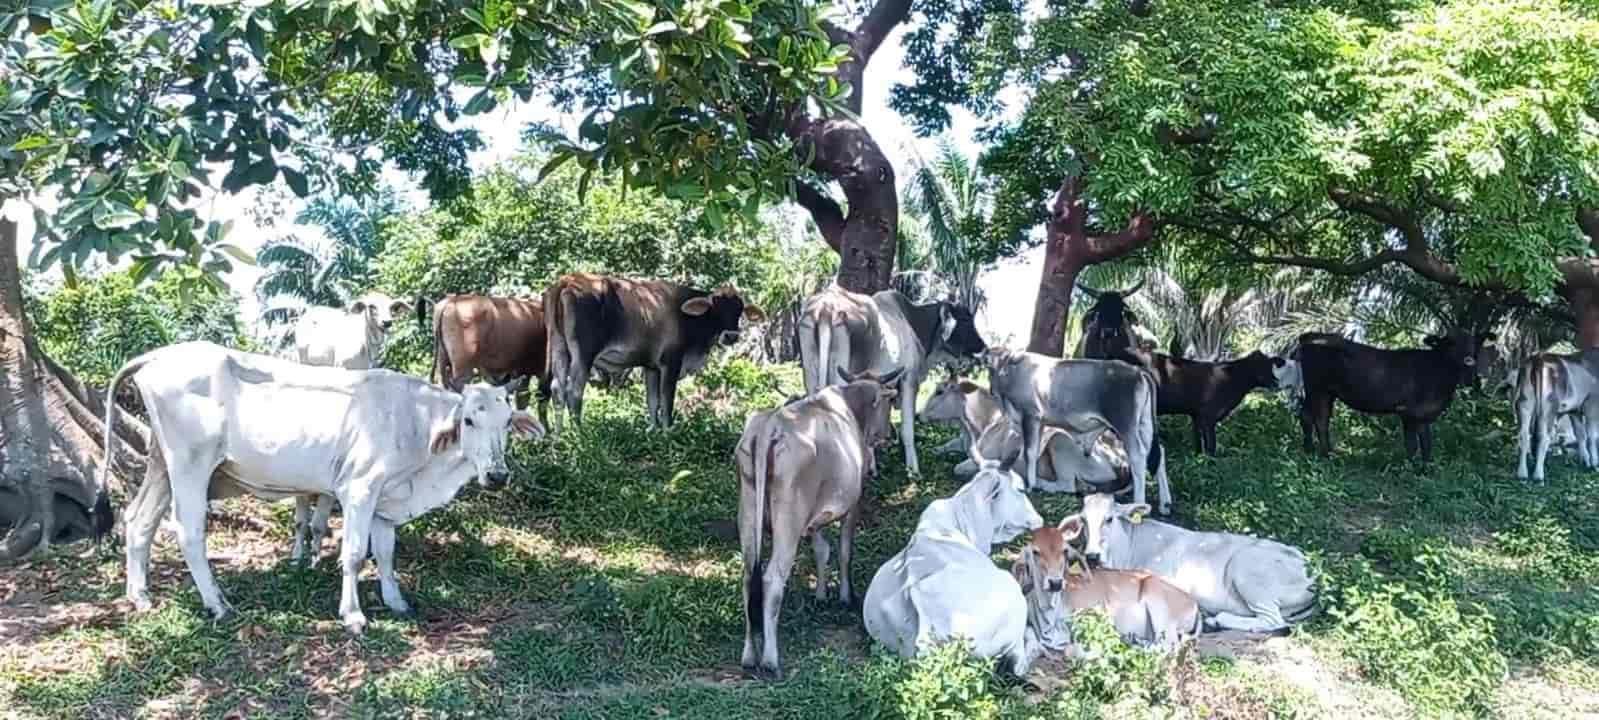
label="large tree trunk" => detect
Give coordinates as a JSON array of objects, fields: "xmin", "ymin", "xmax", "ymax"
[
  {"xmin": 1026, "ymin": 177, "xmax": 1157, "ymax": 356},
  {"xmin": 0, "ymin": 213, "xmax": 149, "ymax": 560},
  {"xmin": 1567, "ymin": 211, "xmax": 1599, "ymax": 349}
]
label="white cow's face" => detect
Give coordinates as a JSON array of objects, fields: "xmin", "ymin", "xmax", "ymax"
[
  {"xmin": 1078, "ymin": 493, "xmax": 1148, "ymax": 567},
  {"xmin": 350, "ymin": 293, "xmax": 412, "ymax": 333},
  {"xmin": 918, "ymin": 377, "xmax": 977, "ymax": 424},
  {"xmin": 452, "ymin": 383, "xmax": 544, "ymax": 488},
  {"xmin": 980, "ymin": 464, "xmax": 1043, "ymax": 544}
]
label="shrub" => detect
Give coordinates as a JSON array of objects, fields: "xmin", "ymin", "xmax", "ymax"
[
  {"xmin": 857, "ymin": 642, "xmax": 1004, "ymax": 720},
  {"xmin": 1057, "ymin": 610, "xmax": 1170, "ymax": 707}
]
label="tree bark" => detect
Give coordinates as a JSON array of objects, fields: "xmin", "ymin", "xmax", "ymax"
[
  {"xmin": 1027, "ymin": 177, "xmax": 1157, "ymax": 356},
  {"xmin": 1563, "ymin": 209, "xmax": 1599, "ymax": 349},
  {"xmin": 0, "ymin": 213, "xmax": 149, "ymax": 560}
]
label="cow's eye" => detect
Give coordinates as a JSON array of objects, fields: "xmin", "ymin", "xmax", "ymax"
[{"xmin": 464, "ymin": 418, "xmax": 475, "ymax": 428}]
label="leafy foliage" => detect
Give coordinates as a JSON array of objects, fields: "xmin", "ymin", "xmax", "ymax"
[
  {"xmin": 899, "ymin": 139, "xmax": 996, "ymax": 311},
  {"xmin": 255, "ymin": 191, "xmax": 405, "ymax": 330}
]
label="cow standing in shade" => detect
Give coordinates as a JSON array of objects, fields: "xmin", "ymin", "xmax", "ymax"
[
  {"xmin": 1295, "ymin": 331, "xmax": 1491, "ymax": 462},
  {"xmin": 736, "ymin": 368, "xmax": 903, "ymax": 679},
  {"xmin": 1074, "ymin": 279, "xmax": 1149, "ymax": 360},
  {"xmin": 1116, "ymin": 349, "xmax": 1299, "ymax": 456},
  {"xmin": 96, "ymin": 342, "xmax": 543, "ymax": 633},
  {"xmin": 286, "ymin": 292, "xmax": 411, "ymax": 563},
  {"xmin": 422, "ymin": 293, "xmax": 551, "ymax": 423},
  {"xmin": 1516, "ymin": 350, "xmax": 1599, "ymax": 483},
  {"xmin": 798, "ymin": 285, "xmax": 986, "ymax": 477},
  {"xmin": 544, "ymin": 274, "xmax": 764, "ymax": 428}
]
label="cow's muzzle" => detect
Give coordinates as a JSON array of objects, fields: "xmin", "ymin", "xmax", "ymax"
[
  {"xmin": 719, "ymin": 331, "xmax": 741, "ymax": 346},
  {"xmin": 484, "ymin": 471, "xmax": 510, "ymax": 488},
  {"xmin": 1045, "ymin": 577, "xmax": 1064, "ymax": 593}
]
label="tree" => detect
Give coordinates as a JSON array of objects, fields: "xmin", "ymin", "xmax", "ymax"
[
  {"xmin": 901, "ymin": 139, "xmax": 993, "ymax": 311},
  {"xmin": 256, "ymin": 192, "xmax": 403, "ymax": 331}
]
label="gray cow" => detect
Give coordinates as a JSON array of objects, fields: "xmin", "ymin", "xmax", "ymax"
[
  {"xmin": 1516, "ymin": 350, "xmax": 1599, "ymax": 483},
  {"xmin": 987, "ymin": 349, "xmax": 1170, "ymax": 514}
]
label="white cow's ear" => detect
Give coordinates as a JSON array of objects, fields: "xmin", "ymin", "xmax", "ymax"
[
  {"xmin": 1012, "ymin": 546, "xmax": 1035, "ymax": 593},
  {"xmin": 510, "ymin": 411, "xmax": 545, "ymax": 440},
  {"xmin": 1123, "ymin": 503, "xmax": 1151, "ymax": 524},
  {"xmin": 350, "ymin": 300, "xmax": 369, "ymax": 313},
  {"xmin": 939, "ymin": 305, "xmax": 956, "ymax": 342},
  {"xmin": 1059, "ymin": 514, "xmax": 1084, "ymax": 540}
]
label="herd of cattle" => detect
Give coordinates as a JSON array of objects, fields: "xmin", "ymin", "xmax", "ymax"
[{"xmin": 83, "ymin": 272, "xmax": 1586, "ymax": 680}]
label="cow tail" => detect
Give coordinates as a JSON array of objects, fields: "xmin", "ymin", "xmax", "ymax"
[
  {"xmin": 95, "ymin": 350, "xmax": 160, "ymax": 542},
  {"xmin": 747, "ymin": 427, "xmax": 775, "ymax": 635},
  {"xmin": 414, "ymin": 292, "xmax": 433, "ymax": 336},
  {"xmin": 1532, "ymin": 360, "xmax": 1548, "ymax": 450},
  {"xmin": 1140, "ymin": 367, "xmax": 1162, "ymax": 483}
]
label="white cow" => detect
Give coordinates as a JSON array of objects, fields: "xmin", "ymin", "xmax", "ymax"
[
  {"xmin": 1515, "ymin": 351, "xmax": 1599, "ymax": 483},
  {"xmin": 95, "ymin": 341, "xmax": 542, "ymax": 634},
  {"xmin": 287, "ymin": 292, "xmax": 412, "ymax": 562},
  {"xmin": 798, "ymin": 285, "xmax": 987, "ymax": 477},
  {"xmin": 862, "ymin": 445, "xmax": 1045, "ymax": 675},
  {"xmin": 1073, "ymin": 494, "xmax": 1316, "ymax": 633}
]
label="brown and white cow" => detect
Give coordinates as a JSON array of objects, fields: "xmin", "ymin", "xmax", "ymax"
[
  {"xmin": 423, "ymin": 293, "xmax": 551, "ymax": 423},
  {"xmin": 1515, "ymin": 350, "xmax": 1599, "ymax": 483},
  {"xmin": 1011, "ymin": 519, "xmax": 1201, "ymax": 652},
  {"xmin": 798, "ymin": 285, "xmax": 986, "ymax": 477},
  {"xmin": 736, "ymin": 368, "xmax": 903, "ymax": 679},
  {"xmin": 544, "ymin": 274, "xmax": 764, "ymax": 428}
]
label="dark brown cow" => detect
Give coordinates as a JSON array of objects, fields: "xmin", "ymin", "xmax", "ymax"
[
  {"xmin": 1115, "ymin": 349, "xmax": 1297, "ymax": 456},
  {"xmin": 423, "ymin": 293, "xmax": 550, "ymax": 422},
  {"xmin": 544, "ymin": 273, "xmax": 764, "ymax": 427}
]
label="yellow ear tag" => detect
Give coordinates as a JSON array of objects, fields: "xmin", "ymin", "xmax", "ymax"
[
  {"xmin": 1069, "ymin": 561, "xmax": 1084, "ymax": 575},
  {"xmin": 1130, "ymin": 512, "xmax": 1145, "ymax": 525}
]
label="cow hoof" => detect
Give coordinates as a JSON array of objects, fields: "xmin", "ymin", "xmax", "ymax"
[
  {"xmin": 207, "ymin": 605, "xmax": 233, "ymax": 623},
  {"xmin": 342, "ymin": 613, "xmax": 369, "ymax": 635},
  {"xmin": 752, "ymin": 663, "xmax": 783, "ymax": 682},
  {"xmin": 129, "ymin": 594, "xmax": 153, "ymax": 612}
]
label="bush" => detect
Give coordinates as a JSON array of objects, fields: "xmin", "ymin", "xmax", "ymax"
[
  {"xmin": 1057, "ymin": 610, "xmax": 1170, "ymax": 707},
  {"xmin": 857, "ymin": 642, "xmax": 1004, "ymax": 720}
]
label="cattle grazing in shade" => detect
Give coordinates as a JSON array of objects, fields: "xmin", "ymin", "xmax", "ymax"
[
  {"xmin": 544, "ymin": 274, "xmax": 764, "ymax": 428},
  {"xmin": 422, "ymin": 293, "xmax": 551, "ymax": 422},
  {"xmin": 1073, "ymin": 494, "xmax": 1315, "ymax": 634},
  {"xmin": 1118, "ymin": 349, "xmax": 1298, "ymax": 455},
  {"xmin": 918, "ymin": 375, "xmax": 1129, "ymax": 494},
  {"xmin": 862, "ymin": 438, "xmax": 1045, "ymax": 676},
  {"xmin": 1011, "ymin": 520, "xmax": 1200, "ymax": 652},
  {"xmin": 798, "ymin": 285, "xmax": 986, "ymax": 477},
  {"xmin": 285, "ymin": 291, "xmax": 411, "ymax": 565},
  {"xmin": 737, "ymin": 368, "xmax": 903, "ymax": 679},
  {"xmin": 96, "ymin": 342, "xmax": 543, "ymax": 634},
  {"xmin": 1294, "ymin": 330, "xmax": 1492, "ymax": 462},
  {"xmin": 1074, "ymin": 278, "xmax": 1146, "ymax": 359},
  {"xmin": 1516, "ymin": 350, "xmax": 1599, "ymax": 483},
  {"xmin": 987, "ymin": 349, "xmax": 1171, "ymax": 514}
]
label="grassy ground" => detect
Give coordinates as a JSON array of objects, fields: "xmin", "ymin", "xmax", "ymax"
[{"xmin": 3, "ymin": 358, "xmax": 1598, "ymax": 719}]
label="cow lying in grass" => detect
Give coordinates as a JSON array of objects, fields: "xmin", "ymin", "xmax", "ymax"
[
  {"xmin": 1012, "ymin": 519, "xmax": 1200, "ymax": 653},
  {"xmin": 1073, "ymin": 494, "xmax": 1316, "ymax": 634}
]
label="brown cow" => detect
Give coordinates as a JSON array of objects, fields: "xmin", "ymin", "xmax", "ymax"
[
  {"xmin": 424, "ymin": 293, "xmax": 550, "ymax": 422},
  {"xmin": 737, "ymin": 367, "xmax": 902, "ymax": 679},
  {"xmin": 545, "ymin": 273, "xmax": 763, "ymax": 428}
]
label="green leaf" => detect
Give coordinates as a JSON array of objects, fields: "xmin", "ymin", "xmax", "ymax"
[
  {"xmin": 282, "ymin": 167, "xmax": 310, "ymax": 197},
  {"xmin": 216, "ymin": 243, "xmax": 257, "ymax": 265},
  {"xmin": 537, "ymin": 152, "xmax": 575, "ymax": 183},
  {"xmin": 643, "ymin": 21, "xmax": 677, "ymax": 36},
  {"xmin": 9, "ymin": 135, "xmax": 50, "ymax": 152},
  {"xmin": 705, "ymin": 203, "xmax": 725, "ymax": 232},
  {"xmin": 450, "ymin": 33, "xmax": 491, "ymax": 50},
  {"xmin": 92, "ymin": 201, "xmax": 143, "ymax": 230},
  {"xmin": 463, "ymin": 88, "xmax": 496, "ymax": 115}
]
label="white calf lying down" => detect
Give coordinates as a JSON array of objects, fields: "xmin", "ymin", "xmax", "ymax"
[
  {"xmin": 95, "ymin": 342, "xmax": 542, "ymax": 634},
  {"xmin": 736, "ymin": 368, "xmax": 902, "ymax": 679},
  {"xmin": 1012, "ymin": 520, "xmax": 1200, "ymax": 652},
  {"xmin": 919, "ymin": 376, "xmax": 1130, "ymax": 493},
  {"xmin": 862, "ymin": 448, "xmax": 1044, "ymax": 675},
  {"xmin": 1074, "ymin": 494, "xmax": 1315, "ymax": 634}
]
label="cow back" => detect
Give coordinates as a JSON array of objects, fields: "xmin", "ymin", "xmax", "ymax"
[
  {"xmin": 438, "ymin": 294, "xmax": 547, "ymax": 379},
  {"xmin": 1296, "ymin": 334, "xmax": 1472, "ymax": 418}
]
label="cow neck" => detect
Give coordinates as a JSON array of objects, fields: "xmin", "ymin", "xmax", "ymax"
[
  {"xmin": 835, "ymin": 384, "xmax": 879, "ymax": 446},
  {"xmin": 898, "ymin": 295, "xmax": 946, "ymax": 356},
  {"xmin": 936, "ymin": 480, "xmax": 997, "ymax": 555},
  {"xmin": 1112, "ymin": 518, "xmax": 1179, "ymax": 570},
  {"xmin": 363, "ymin": 315, "xmax": 385, "ymax": 366}
]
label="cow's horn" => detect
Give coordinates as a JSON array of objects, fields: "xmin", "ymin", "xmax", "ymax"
[
  {"xmin": 1075, "ymin": 281, "xmax": 1103, "ymax": 299},
  {"xmin": 1122, "ymin": 276, "xmax": 1146, "ymax": 297}
]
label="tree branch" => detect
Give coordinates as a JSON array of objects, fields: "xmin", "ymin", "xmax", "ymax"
[
  {"xmin": 793, "ymin": 181, "xmax": 846, "ymax": 252},
  {"xmin": 854, "ymin": 0, "xmax": 913, "ymax": 61},
  {"xmin": 1579, "ymin": 207, "xmax": 1599, "ymax": 251},
  {"xmin": 1049, "ymin": 176, "xmax": 1157, "ymax": 262}
]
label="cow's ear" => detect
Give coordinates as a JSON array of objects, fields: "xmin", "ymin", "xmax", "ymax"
[
  {"xmin": 391, "ymin": 300, "xmax": 412, "ymax": 316},
  {"xmin": 680, "ymin": 296, "xmax": 713, "ymax": 316},
  {"xmin": 1123, "ymin": 503, "xmax": 1150, "ymax": 524},
  {"xmin": 350, "ymin": 300, "xmax": 369, "ymax": 313},
  {"xmin": 1058, "ymin": 514, "xmax": 1084, "ymax": 540},
  {"xmin": 431, "ymin": 404, "xmax": 463, "ymax": 454},
  {"xmin": 1011, "ymin": 546, "xmax": 1035, "ymax": 593},
  {"xmin": 510, "ymin": 411, "xmax": 545, "ymax": 440},
  {"xmin": 742, "ymin": 304, "xmax": 766, "ymax": 322},
  {"xmin": 938, "ymin": 305, "xmax": 957, "ymax": 342},
  {"xmin": 1423, "ymin": 334, "xmax": 1445, "ymax": 348}
]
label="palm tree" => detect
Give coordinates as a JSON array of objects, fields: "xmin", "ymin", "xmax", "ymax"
[
  {"xmin": 255, "ymin": 192, "xmax": 403, "ymax": 333},
  {"xmin": 901, "ymin": 139, "xmax": 990, "ymax": 312}
]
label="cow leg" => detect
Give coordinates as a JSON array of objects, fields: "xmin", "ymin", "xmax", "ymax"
[
  {"xmin": 1298, "ymin": 402, "xmax": 1316, "ymax": 454},
  {"xmin": 899, "ymin": 376, "xmax": 920, "ymax": 478},
  {"xmin": 125, "ymin": 448, "xmax": 172, "ymax": 612},
  {"xmin": 1516, "ymin": 389, "xmax": 1535, "ymax": 479},
  {"xmin": 644, "ymin": 367, "xmax": 662, "ymax": 428},
  {"xmin": 759, "ymin": 511, "xmax": 802, "ymax": 678},
  {"xmin": 1203, "ymin": 420, "xmax": 1219, "ymax": 456},
  {"xmin": 1311, "ymin": 396, "xmax": 1334, "ymax": 456},
  {"xmin": 1401, "ymin": 418, "xmax": 1421, "ymax": 461},
  {"xmin": 1153, "ymin": 444, "xmax": 1172, "ymax": 516},
  {"xmin": 291, "ymin": 495, "xmax": 312, "ymax": 563},
  {"xmin": 660, "ymin": 365, "xmax": 682, "ymax": 428},
  {"xmin": 1420, "ymin": 423, "xmax": 1435, "ymax": 464},
  {"xmin": 337, "ymin": 499, "xmax": 376, "ymax": 635},
  {"xmin": 1022, "ymin": 415, "xmax": 1043, "ymax": 491},
  {"xmin": 1535, "ymin": 408, "xmax": 1554, "ymax": 483},
  {"xmin": 838, "ymin": 504, "xmax": 860, "ymax": 607},
  {"xmin": 1191, "ymin": 417, "xmax": 1205, "ymax": 456},
  {"xmin": 170, "ymin": 465, "xmax": 230, "ymax": 620},
  {"xmin": 308, "ymin": 494, "xmax": 335, "ymax": 566},
  {"xmin": 369, "ymin": 517, "xmax": 412, "ymax": 617},
  {"xmin": 810, "ymin": 530, "xmax": 832, "ymax": 601}
]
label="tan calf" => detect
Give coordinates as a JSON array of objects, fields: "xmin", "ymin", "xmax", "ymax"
[{"xmin": 736, "ymin": 367, "xmax": 903, "ymax": 680}]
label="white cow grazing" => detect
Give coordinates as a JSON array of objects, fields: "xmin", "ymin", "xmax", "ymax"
[
  {"xmin": 798, "ymin": 285, "xmax": 987, "ymax": 477},
  {"xmin": 287, "ymin": 292, "xmax": 412, "ymax": 563},
  {"xmin": 862, "ymin": 446, "xmax": 1045, "ymax": 675},
  {"xmin": 1074, "ymin": 494, "xmax": 1315, "ymax": 633},
  {"xmin": 95, "ymin": 341, "xmax": 542, "ymax": 634}
]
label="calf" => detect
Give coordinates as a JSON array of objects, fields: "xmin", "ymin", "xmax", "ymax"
[
  {"xmin": 1516, "ymin": 351, "xmax": 1599, "ymax": 483},
  {"xmin": 1073, "ymin": 494, "xmax": 1315, "ymax": 633},
  {"xmin": 545, "ymin": 274, "xmax": 764, "ymax": 428},
  {"xmin": 1011, "ymin": 520, "xmax": 1200, "ymax": 651},
  {"xmin": 862, "ymin": 439, "xmax": 1045, "ymax": 676},
  {"xmin": 1118, "ymin": 349, "xmax": 1297, "ymax": 455},
  {"xmin": 918, "ymin": 375, "xmax": 1129, "ymax": 493},
  {"xmin": 424, "ymin": 293, "xmax": 551, "ymax": 423},
  {"xmin": 737, "ymin": 368, "xmax": 903, "ymax": 679},
  {"xmin": 987, "ymin": 349, "xmax": 1171, "ymax": 514},
  {"xmin": 96, "ymin": 342, "xmax": 543, "ymax": 633},
  {"xmin": 799, "ymin": 285, "xmax": 986, "ymax": 477},
  {"xmin": 1295, "ymin": 330, "xmax": 1491, "ymax": 462}
]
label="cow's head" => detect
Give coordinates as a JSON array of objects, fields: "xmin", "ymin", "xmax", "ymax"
[
  {"xmin": 430, "ymin": 380, "xmax": 544, "ymax": 489},
  {"xmin": 838, "ymin": 366, "xmax": 904, "ymax": 446},
  {"xmin": 351, "ymin": 293, "xmax": 413, "ymax": 333},
  {"xmin": 936, "ymin": 302, "xmax": 988, "ymax": 359},
  {"xmin": 1074, "ymin": 492, "xmax": 1149, "ymax": 568},
  {"xmin": 1014, "ymin": 518, "xmax": 1083, "ymax": 596},
  {"xmin": 968, "ymin": 438, "xmax": 1043, "ymax": 544},
  {"xmin": 1235, "ymin": 350, "xmax": 1295, "ymax": 390},
  {"xmin": 1423, "ymin": 330, "xmax": 1495, "ymax": 386},
  {"xmin": 1078, "ymin": 278, "xmax": 1144, "ymax": 355},
  {"xmin": 918, "ymin": 374, "xmax": 980, "ymax": 424},
  {"xmin": 680, "ymin": 284, "xmax": 765, "ymax": 347}
]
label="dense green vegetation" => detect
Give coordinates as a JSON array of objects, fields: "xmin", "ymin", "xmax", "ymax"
[{"xmin": 4, "ymin": 358, "xmax": 1595, "ymax": 718}]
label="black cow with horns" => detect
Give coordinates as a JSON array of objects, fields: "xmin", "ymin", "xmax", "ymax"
[{"xmin": 1075, "ymin": 278, "xmax": 1146, "ymax": 359}]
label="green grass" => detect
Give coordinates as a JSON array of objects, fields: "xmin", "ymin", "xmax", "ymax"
[{"xmin": 4, "ymin": 358, "xmax": 1598, "ymax": 718}]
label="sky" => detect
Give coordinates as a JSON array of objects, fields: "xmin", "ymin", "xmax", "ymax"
[{"xmin": 10, "ymin": 22, "xmax": 1046, "ymax": 348}]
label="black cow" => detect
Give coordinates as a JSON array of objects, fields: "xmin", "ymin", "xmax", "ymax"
[
  {"xmin": 1120, "ymin": 349, "xmax": 1295, "ymax": 456},
  {"xmin": 1294, "ymin": 331, "xmax": 1492, "ymax": 462},
  {"xmin": 1075, "ymin": 278, "xmax": 1146, "ymax": 359}
]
